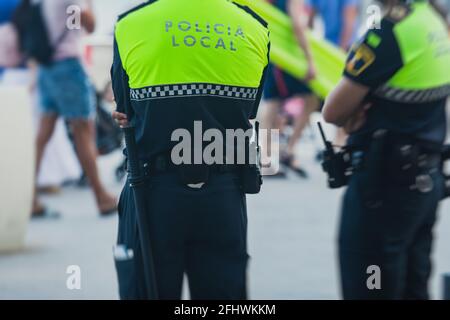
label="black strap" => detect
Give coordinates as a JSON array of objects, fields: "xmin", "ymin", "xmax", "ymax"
[
  {"xmin": 53, "ymin": 26, "xmax": 69, "ymax": 52},
  {"xmin": 41, "ymin": 2, "xmax": 71, "ymax": 61}
]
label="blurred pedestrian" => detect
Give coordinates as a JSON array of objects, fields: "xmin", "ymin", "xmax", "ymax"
[
  {"xmin": 262, "ymin": 0, "xmax": 320, "ymax": 178},
  {"xmin": 306, "ymin": 0, "xmax": 360, "ymax": 147},
  {"xmin": 17, "ymin": 0, "xmax": 117, "ymax": 217},
  {"xmin": 306, "ymin": 0, "xmax": 359, "ymax": 51}
]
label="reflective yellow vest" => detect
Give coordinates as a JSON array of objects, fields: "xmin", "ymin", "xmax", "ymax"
[
  {"xmin": 115, "ymin": 0, "xmax": 270, "ymax": 92},
  {"xmin": 375, "ymin": 0, "xmax": 450, "ymax": 103}
]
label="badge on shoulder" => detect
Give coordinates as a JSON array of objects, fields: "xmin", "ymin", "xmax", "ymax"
[{"xmin": 345, "ymin": 44, "xmax": 376, "ymax": 76}]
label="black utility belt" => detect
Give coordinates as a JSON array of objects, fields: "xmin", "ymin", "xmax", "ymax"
[
  {"xmin": 320, "ymin": 130, "xmax": 446, "ymax": 191},
  {"xmin": 126, "ymin": 154, "xmax": 262, "ymax": 194},
  {"xmin": 353, "ymin": 147, "xmax": 442, "ymax": 194},
  {"xmin": 351, "ymin": 149, "xmax": 442, "ymax": 172},
  {"xmin": 139, "ymin": 155, "xmax": 238, "ymax": 176},
  {"xmin": 126, "ymin": 154, "xmax": 237, "ymax": 173}
]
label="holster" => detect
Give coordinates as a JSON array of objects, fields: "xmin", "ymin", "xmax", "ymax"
[
  {"xmin": 360, "ymin": 130, "xmax": 388, "ymax": 208},
  {"xmin": 239, "ymin": 137, "xmax": 263, "ymax": 194},
  {"xmin": 357, "ymin": 131, "xmax": 444, "ymax": 206},
  {"xmin": 240, "ymin": 164, "xmax": 263, "ymax": 194}
]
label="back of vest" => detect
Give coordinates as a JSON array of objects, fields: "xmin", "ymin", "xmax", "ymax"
[
  {"xmin": 386, "ymin": 1, "xmax": 450, "ymax": 93},
  {"xmin": 116, "ymin": 0, "xmax": 269, "ymax": 91},
  {"xmin": 114, "ymin": 0, "xmax": 270, "ymax": 160},
  {"xmin": 345, "ymin": 1, "xmax": 450, "ymax": 146}
]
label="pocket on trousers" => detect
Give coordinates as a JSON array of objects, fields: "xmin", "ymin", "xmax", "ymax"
[{"xmin": 114, "ymin": 245, "xmax": 139, "ymax": 300}]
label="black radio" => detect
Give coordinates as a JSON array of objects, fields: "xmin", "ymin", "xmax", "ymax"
[
  {"xmin": 240, "ymin": 121, "xmax": 263, "ymax": 194},
  {"xmin": 317, "ymin": 122, "xmax": 353, "ymax": 189}
]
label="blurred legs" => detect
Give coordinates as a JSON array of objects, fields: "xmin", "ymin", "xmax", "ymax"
[
  {"xmin": 70, "ymin": 119, "xmax": 116, "ymax": 214},
  {"xmin": 260, "ymin": 99, "xmax": 282, "ymax": 174},
  {"xmin": 32, "ymin": 114, "xmax": 58, "ymax": 214},
  {"xmin": 35, "ymin": 114, "xmax": 58, "ymax": 174},
  {"xmin": 286, "ymin": 94, "xmax": 320, "ymax": 156}
]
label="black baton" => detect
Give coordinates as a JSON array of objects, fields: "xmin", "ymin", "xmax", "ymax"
[{"xmin": 123, "ymin": 125, "xmax": 159, "ymax": 300}]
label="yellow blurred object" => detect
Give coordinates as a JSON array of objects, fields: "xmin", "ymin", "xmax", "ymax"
[{"xmin": 234, "ymin": 0, "xmax": 347, "ymax": 98}]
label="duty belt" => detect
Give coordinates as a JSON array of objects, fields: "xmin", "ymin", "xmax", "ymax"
[
  {"xmin": 127, "ymin": 154, "xmax": 238, "ymax": 177},
  {"xmin": 350, "ymin": 150, "xmax": 442, "ymax": 172}
]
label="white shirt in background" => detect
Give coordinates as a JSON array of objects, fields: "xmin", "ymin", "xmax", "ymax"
[{"xmin": 42, "ymin": 0, "xmax": 88, "ymax": 61}]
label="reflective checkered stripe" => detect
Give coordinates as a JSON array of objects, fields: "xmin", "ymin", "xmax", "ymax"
[
  {"xmin": 130, "ymin": 83, "xmax": 259, "ymax": 101},
  {"xmin": 374, "ymin": 84, "xmax": 450, "ymax": 103}
]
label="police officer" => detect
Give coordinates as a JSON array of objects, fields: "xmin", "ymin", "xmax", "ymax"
[
  {"xmin": 111, "ymin": 0, "xmax": 270, "ymax": 300},
  {"xmin": 323, "ymin": 0, "xmax": 450, "ymax": 299}
]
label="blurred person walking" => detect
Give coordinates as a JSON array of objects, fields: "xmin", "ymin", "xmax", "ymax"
[
  {"xmin": 306, "ymin": 0, "xmax": 359, "ymax": 51},
  {"xmin": 1, "ymin": 0, "xmax": 81, "ymax": 198},
  {"xmin": 306, "ymin": 0, "xmax": 360, "ymax": 147},
  {"xmin": 261, "ymin": 0, "xmax": 320, "ymax": 178},
  {"xmin": 13, "ymin": 0, "xmax": 117, "ymax": 217}
]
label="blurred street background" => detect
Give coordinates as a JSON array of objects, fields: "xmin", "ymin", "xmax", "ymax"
[{"xmin": 2, "ymin": 133, "xmax": 450, "ymax": 299}]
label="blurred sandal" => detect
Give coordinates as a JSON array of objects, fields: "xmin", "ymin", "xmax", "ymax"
[
  {"xmin": 280, "ymin": 153, "xmax": 309, "ymax": 179},
  {"xmin": 31, "ymin": 206, "xmax": 61, "ymax": 219}
]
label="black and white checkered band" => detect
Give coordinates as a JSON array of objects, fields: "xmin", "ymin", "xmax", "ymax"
[
  {"xmin": 374, "ymin": 84, "xmax": 450, "ymax": 103},
  {"xmin": 130, "ymin": 83, "xmax": 259, "ymax": 101}
]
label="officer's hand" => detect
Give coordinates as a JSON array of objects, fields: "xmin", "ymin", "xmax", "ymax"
[
  {"xmin": 112, "ymin": 111, "xmax": 128, "ymax": 128},
  {"xmin": 343, "ymin": 103, "xmax": 372, "ymax": 134}
]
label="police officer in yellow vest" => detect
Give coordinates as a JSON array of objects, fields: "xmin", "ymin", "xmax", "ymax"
[
  {"xmin": 323, "ymin": 0, "xmax": 450, "ymax": 299},
  {"xmin": 111, "ymin": 0, "xmax": 269, "ymax": 299}
]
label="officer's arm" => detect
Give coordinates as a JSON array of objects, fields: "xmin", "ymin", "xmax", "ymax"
[
  {"xmin": 322, "ymin": 79, "xmax": 369, "ymax": 126},
  {"xmin": 324, "ymin": 18, "xmax": 404, "ymax": 127}
]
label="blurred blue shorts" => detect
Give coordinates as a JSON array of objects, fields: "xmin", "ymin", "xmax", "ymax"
[{"xmin": 38, "ymin": 58, "xmax": 95, "ymax": 120}]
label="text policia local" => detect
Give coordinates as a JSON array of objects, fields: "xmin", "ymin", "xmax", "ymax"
[{"xmin": 166, "ymin": 20, "xmax": 245, "ymax": 51}]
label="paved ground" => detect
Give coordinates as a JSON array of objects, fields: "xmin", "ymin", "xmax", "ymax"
[{"xmin": 1, "ymin": 128, "xmax": 450, "ymax": 300}]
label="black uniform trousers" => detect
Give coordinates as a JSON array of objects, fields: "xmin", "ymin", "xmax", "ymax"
[
  {"xmin": 339, "ymin": 169, "xmax": 444, "ymax": 300},
  {"xmin": 115, "ymin": 171, "xmax": 248, "ymax": 300}
]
